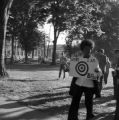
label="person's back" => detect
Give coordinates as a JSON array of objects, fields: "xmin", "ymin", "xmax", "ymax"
[
  {"xmin": 60, "ymin": 56, "xmax": 67, "ymax": 65},
  {"xmin": 95, "ymin": 50, "xmax": 107, "ymax": 72},
  {"xmin": 94, "ymin": 49, "xmax": 109, "ymax": 92},
  {"xmin": 112, "ymin": 49, "xmax": 119, "ymax": 68}
]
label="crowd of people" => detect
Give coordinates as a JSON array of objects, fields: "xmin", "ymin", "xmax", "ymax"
[{"xmin": 57, "ymin": 39, "xmax": 119, "ymax": 120}]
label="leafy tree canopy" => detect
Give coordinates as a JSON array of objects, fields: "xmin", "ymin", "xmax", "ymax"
[
  {"xmin": 8, "ymin": 0, "xmax": 47, "ymax": 53},
  {"xmin": 66, "ymin": 0, "xmax": 104, "ymax": 43}
]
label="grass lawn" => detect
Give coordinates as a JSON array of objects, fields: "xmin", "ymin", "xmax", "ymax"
[{"xmin": 0, "ymin": 64, "xmax": 116, "ymax": 120}]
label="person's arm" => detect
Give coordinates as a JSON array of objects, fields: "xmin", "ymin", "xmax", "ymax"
[
  {"xmin": 94, "ymin": 58, "xmax": 102, "ymax": 80},
  {"xmin": 106, "ymin": 57, "xmax": 111, "ymax": 67},
  {"xmin": 59, "ymin": 57, "xmax": 62, "ymax": 64}
]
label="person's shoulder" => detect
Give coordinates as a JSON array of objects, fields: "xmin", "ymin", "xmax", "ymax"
[
  {"xmin": 105, "ymin": 55, "xmax": 109, "ymax": 60},
  {"xmin": 91, "ymin": 54, "xmax": 97, "ymax": 59},
  {"xmin": 98, "ymin": 53, "xmax": 106, "ymax": 58},
  {"xmin": 94, "ymin": 52, "xmax": 101, "ymax": 57},
  {"xmin": 103, "ymin": 54, "xmax": 108, "ymax": 60},
  {"xmin": 91, "ymin": 55, "xmax": 99, "ymax": 63},
  {"xmin": 103, "ymin": 54, "xmax": 107, "ymax": 57}
]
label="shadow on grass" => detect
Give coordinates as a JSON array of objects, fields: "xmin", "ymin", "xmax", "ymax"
[
  {"xmin": 6, "ymin": 64, "xmax": 59, "ymax": 71},
  {"xmin": 103, "ymin": 86, "xmax": 114, "ymax": 90},
  {"xmin": 52, "ymin": 86, "xmax": 70, "ymax": 90},
  {"xmin": 17, "ymin": 90, "xmax": 115, "ymax": 116},
  {"xmin": 0, "ymin": 101, "xmax": 23, "ymax": 109},
  {"xmin": 18, "ymin": 91, "xmax": 70, "ymax": 106},
  {"xmin": 93, "ymin": 95, "xmax": 115, "ymax": 105},
  {"xmin": 0, "ymin": 103, "xmax": 61, "ymax": 120},
  {"xmin": 93, "ymin": 112, "xmax": 115, "ymax": 120},
  {"xmin": 8, "ymin": 78, "xmax": 58, "ymax": 82},
  {"xmin": 8, "ymin": 79, "xmax": 39, "ymax": 82},
  {"xmin": 0, "ymin": 76, "xmax": 116, "ymax": 120},
  {"xmin": 0, "ymin": 92, "xmax": 116, "ymax": 120}
]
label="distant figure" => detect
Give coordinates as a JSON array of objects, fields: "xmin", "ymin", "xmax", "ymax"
[
  {"xmin": 94, "ymin": 49, "xmax": 110, "ymax": 91},
  {"xmin": 112, "ymin": 49, "xmax": 119, "ymax": 120},
  {"xmin": 112, "ymin": 49, "xmax": 119, "ymax": 98},
  {"xmin": 58, "ymin": 52, "xmax": 67, "ymax": 80},
  {"xmin": 105, "ymin": 57, "xmax": 111, "ymax": 83},
  {"xmin": 38, "ymin": 55, "xmax": 42, "ymax": 64},
  {"xmin": 112, "ymin": 49, "xmax": 119, "ymax": 68}
]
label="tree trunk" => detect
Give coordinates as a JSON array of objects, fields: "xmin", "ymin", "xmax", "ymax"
[
  {"xmin": 32, "ymin": 50, "xmax": 34, "ymax": 59},
  {"xmin": 10, "ymin": 34, "xmax": 14, "ymax": 64},
  {"xmin": 0, "ymin": 0, "xmax": 13, "ymax": 77},
  {"xmin": 51, "ymin": 26, "xmax": 59, "ymax": 65},
  {"xmin": 24, "ymin": 49, "xmax": 28, "ymax": 63},
  {"xmin": 46, "ymin": 41, "xmax": 50, "ymax": 58},
  {"xmin": 51, "ymin": 32, "xmax": 57, "ymax": 65},
  {"xmin": 44, "ymin": 39, "xmax": 46, "ymax": 59}
]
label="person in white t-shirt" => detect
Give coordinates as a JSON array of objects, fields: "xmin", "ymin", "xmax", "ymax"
[{"xmin": 68, "ymin": 40, "xmax": 102, "ymax": 120}]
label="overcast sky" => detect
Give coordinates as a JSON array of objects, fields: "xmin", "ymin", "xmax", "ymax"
[{"xmin": 44, "ymin": 23, "xmax": 66, "ymax": 45}]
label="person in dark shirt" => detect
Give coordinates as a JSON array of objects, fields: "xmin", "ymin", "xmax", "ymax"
[
  {"xmin": 112, "ymin": 49, "xmax": 119, "ymax": 98},
  {"xmin": 112, "ymin": 49, "xmax": 119, "ymax": 68},
  {"xmin": 94, "ymin": 49, "xmax": 109, "ymax": 93},
  {"xmin": 58, "ymin": 52, "xmax": 67, "ymax": 80}
]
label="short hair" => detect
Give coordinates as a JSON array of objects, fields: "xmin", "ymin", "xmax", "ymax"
[
  {"xmin": 98, "ymin": 49, "xmax": 105, "ymax": 54},
  {"xmin": 80, "ymin": 40, "xmax": 95, "ymax": 51}
]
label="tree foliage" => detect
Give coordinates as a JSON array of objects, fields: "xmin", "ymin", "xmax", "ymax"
[
  {"xmin": 65, "ymin": 0, "xmax": 119, "ymax": 60},
  {"xmin": 94, "ymin": 1, "xmax": 119, "ymax": 59},
  {"xmin": 8, "ymin": 0, "xmax": 47, "ymax": 62},
  {"xmin": 7, "ymin": 0, "xmax": 119, "ymax": 63},
  {"xmin": 36, "ymin": 0, "xmax": 76, "ymax": 64},
  {"xmin": 67, "ymin": 0, "xmax": 104, "ymax": 42}
]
